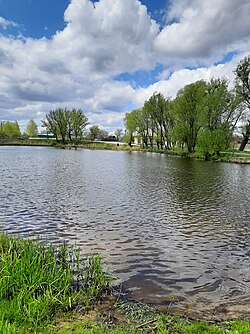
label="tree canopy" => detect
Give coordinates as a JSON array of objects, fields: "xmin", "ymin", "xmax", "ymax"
[
  {"xmin": 124, "ymin": 75, "xmax": 243, "ymax": 157},
  {"xmin": 234, "ymin": 55, "xmax": 250, "ymax": 151},
  {"xmin": 42, "ymin": 108, "xmax": 88, "ymax": 143},
  {"xmin": 0, "ymin": 121, "xmax": 21, "ymax": 137},
  {"xmin": 25, "ymin": 119, "xmax": 38, "ymax": 137}
]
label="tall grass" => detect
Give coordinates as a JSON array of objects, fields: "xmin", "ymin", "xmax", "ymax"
[{"xmin": 0, "ymin": 233, "xmax": 114, "ymax": 332}]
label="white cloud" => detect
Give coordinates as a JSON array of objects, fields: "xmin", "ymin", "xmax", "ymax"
[
  {"xmin": 154, "ymin": 0, "xmax": 250, "ymax": 64},
  {"xmin": 133, "ymin": 54, "xmax": 249, "ymax": 106},
  {"xmin": 54, "ymin": 0, "xmax": 159, "ymax": 74},
  {"xmin": 0, "ymin": 16, "xmax": 19, "ymax": 30},
  {"xmin": 0, "ymin": 0, "xmax": 249, "ymax": 133}
]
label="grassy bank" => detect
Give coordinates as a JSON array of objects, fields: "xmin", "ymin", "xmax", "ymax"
[
  {"xmin": 0, "ymin": 233, "xmax": 250, "ymax": 333},
  {"xmin": 1, "ymin": 138, "xmax": 250, "ymax": 163},
  {"xmin": 0, "ymin": 233, "xmax": 113, "ymax": 333}
]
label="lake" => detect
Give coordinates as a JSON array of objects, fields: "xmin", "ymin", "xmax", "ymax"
[{"xmin": 1, "ymin": 146, "xmax": 250, "ymax": 318}]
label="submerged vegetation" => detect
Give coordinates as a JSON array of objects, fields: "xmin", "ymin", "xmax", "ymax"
[{"xmin": 0, "ymin": 233, "xmax": 249, "ymax": 333}]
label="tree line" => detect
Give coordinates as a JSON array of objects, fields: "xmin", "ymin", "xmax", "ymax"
[
  {"xmin": 0, "ymin": 108, "xmax": 122, "ymax": 142},
  {"xmin": 1, "ymin": 56, "xmax": 249, "ymax": 153},
  {"xmin": 124, "ymin": 55, "xmax": 250, "ymax": 157}
]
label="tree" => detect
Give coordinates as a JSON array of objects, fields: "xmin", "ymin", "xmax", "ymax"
[
  {"xmin": 173, "ymin": 81, "xmax": 207, "ymax": 153},
  {"xmin": 88, "ymin": 125, "xmax": 100, "ymax": 140},
  {"xmin": 69, "ymin": 109, "xmax": 89, "ymax": 140},
  {"xmin": 234, "ymin": 55, "xmax": 250, "ymax": 151},
  {"xmin": 124, "ymin": 111, "xmax": 138, "ymax": 146},
  {"xmin": 55, "ymin": 108, "xmax": 70, "ymax": 143},
  {"xmin": 144, "ymin": 93, "xmax": 173, "ymax": 149},
  {"xmin": 42, "ymin": 108, "xmax": 88, "ymax": 142},
  {"xmin": 0, "ymin": 121, "xmax": 21, "ymax": 137},
  {"xmin": 114, "ymin": 128, "xmax": 123, "ymax": 141},
  {"xmin": 25, "ymin": 119, "xmax": 38, "ymax": 137},
  {"xmin": 98, "ymin": 129, "xmax": 109, "ymax": 140},
  {"xmin": 42, "ymin": 110, "xmax": 59, "ymax": 141},
  {"xmin": 239, "ymin": 120, "xmax": 250, "ymax": 151},
  {"xmin": 197, "ymin": 78, "xmax": 242, "ymax": 158}
]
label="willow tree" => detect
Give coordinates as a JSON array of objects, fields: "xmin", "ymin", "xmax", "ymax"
[
  {"xmin": 173, "ymin": 80, "xmax": 207, "ymax": 153},
  {"xmin": 42, "ymin": 108, "xmax": 88, "ymax": 142},
  {"xmin": 197, "ymin": 78, "xmax": 242, "ymax": 158},
  {"xmin": 234, "ymin": 55, "xmax": 250, "ymax": 151}
]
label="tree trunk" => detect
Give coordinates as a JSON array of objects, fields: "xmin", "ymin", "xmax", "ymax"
[{"xmin": 239, "ymin": 135, "xmax": 249, "ymax": 151}]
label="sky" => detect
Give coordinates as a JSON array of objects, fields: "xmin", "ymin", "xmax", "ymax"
[{"xmin": 0, "ymin": 0, "xmax": 250, "ymax": 133}]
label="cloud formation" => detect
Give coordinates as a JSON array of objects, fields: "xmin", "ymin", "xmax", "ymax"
[
  {"xmin": 155, "ymin": 0, "xmax": 250, "ymax": 62},
  {"xmin": 0, "ymin": 0, "xmax": 249, "ymax": 132},
  {"xmin": 0, "ymin": 16, "xmax": 19, "ymax": 30}
]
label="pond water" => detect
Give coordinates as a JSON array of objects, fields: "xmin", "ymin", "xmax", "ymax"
[{"xmin": 1, "ymin": 146, "xmax": 250, "ymax": 318}]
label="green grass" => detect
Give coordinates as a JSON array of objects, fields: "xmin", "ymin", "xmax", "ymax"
[
  {"xmin": 48, "ymin": 314, "xmax": 250, "ymax": 334},
  {"xmin": 0, "ymin": 233, "xmax": 250, "ymax": 334},
  {"xmin": 0, "ymin": 233, "xmax": 114, "ymax": 333}
]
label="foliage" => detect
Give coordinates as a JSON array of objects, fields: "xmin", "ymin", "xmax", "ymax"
[
  {"xmin": 0, "ymin": 121, "xmax": 21, "ymax": 137},
  {"xmin": 234, "ymin": 55, "xmax": 250, "ymax": 151},
  {"xmin": 196, "ymin": 78, "xmax": 242, "ymax": 158},
  {"xmin": 42, "ymin": 108, "xmax": 88, "ymax": 143},
  {"xmin": 124, "ymin": 70, "xmax": 245, "ymax": 158},
  {"xmin": 124, "ymin": 93, "xmax": 173, "ymax": 149},
  {"xmin": 68, "ymin": 108, "xmax": 89, "ymax": 140},
  {"xmin": 88, "ymin": 125, "xmax": 101, "ymax": 140},
  {"xmin": 25, "ymin": 119, "xmax": 38, "ymax": 137},
  {"xmin": 234, "ymin": 55, "xmax": 250, "ymax": 109},
  {"xmin": 173, "ymin": 80, "xmax": 207, "ymax": 153},
  {"xmin": 124, "ymin": 110, "xmax": 138, "ymax": 145},
  {"xmin": 145, "ymin": 92, "xmax": 172, "ymax": 149},
  {"xmin": 1, "ymin": 235, "xmax": 250, "ymax": 333}
]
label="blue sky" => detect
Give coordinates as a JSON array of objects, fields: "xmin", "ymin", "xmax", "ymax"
[
  {"xmin": 0, "ymin": 0, "xmax": 167, "ymax": 38},
  {"xmin": 0, "ymin": 0, "xmax": 249, "ymax": 132},
  {"xmin": 0, "ymin": 0, "xmax": 69, "ymax": 38}
]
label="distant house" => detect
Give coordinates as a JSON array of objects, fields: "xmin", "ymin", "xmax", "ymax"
[{"xmin": 101, "ymin": 135, "xmax": 117, "ymax": 142}]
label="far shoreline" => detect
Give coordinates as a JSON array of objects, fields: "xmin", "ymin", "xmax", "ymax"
[{"xmin": 1, "ymin": 139, "xmax": 250, "ymax": 164}]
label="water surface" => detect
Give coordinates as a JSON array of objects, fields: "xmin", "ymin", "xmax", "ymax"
[{"xmin": 1, "ymin": 146, "xmax": 249, "ymax": 318}]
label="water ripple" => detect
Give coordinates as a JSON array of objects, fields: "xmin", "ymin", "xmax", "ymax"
[{"xmin": 1, "ymin": 146, "xmax": 250, "ymax": 313}]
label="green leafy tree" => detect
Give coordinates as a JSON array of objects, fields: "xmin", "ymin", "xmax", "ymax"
[
  {"xmin": 124, "ymin": 111, "xmax": 138, "ymax": 146},
  {"xmin": 55, "ymin": 108, "xmax": 70, "ymax": 143},
  {"xmin": 42, "ymin": 110, "xmax": 59, "ymax": 141},
  {"xmin": 42, "ymin": 108, "xmax": 88, "ymax": 142},
  {"xmin": 69, "ymin": 109, "xmax": 89, "ymax": 140},
  {"xmin": 88, "ymin": 125, "xmax": 100, "ymax": 140},
  {"xmin": 0, "ymin": 121, "xmax": 21, "ymax": 137},
  {"xmin": 234, "ymin": 55, "xmax": 250, "ymax": 151},
  {"xmin": 146, "ymin": 93, "xmax": 166, "ymax": 149},
  {"xmin": 197, "ymin": 78, "xmax": 242, "ymax": 158},
  {"xmin": 173, "ymin": 80, "xmax": 207, "ymax": 153},
  {"xmin": 25, "ymin": 119, "xmax": 38, "ymax": 137},
  {"xmin": 144, "ymin": 93, "xmax": 173, "ymax": 149}
]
